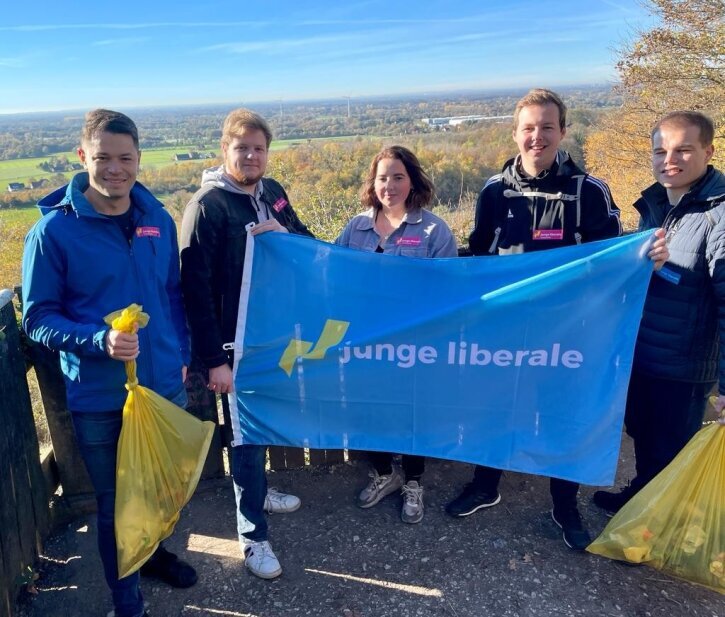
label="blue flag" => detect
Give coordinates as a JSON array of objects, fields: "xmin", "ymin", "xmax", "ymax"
[{"xmin": 232, "ymin": 231, "xmax": 655, "ymax": 485}]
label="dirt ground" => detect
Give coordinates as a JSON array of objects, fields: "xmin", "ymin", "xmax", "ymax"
[{"xmin": 15, "ymin": 433, "xmax": 724, "ymax": 617}]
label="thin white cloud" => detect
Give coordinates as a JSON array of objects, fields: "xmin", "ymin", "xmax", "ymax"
[
  {"xmin": 0, "ymin": 21, "xmax": 270, "ymax": 32},
  {"xmin": 92, "ymin": 36, "xmax": 150, "ymax": 47},
  {"xmin": 0, "ymin": 57, "xmax": 24, "ymax": 68},
  {"xmin": 200, "ymin": 33, "xmax": 366, "ymax": 55},
  {"xmin": 597, "ymin": 0, "xmax": 640, "ymax": 15}
]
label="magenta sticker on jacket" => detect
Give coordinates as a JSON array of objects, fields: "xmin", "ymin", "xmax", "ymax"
[
  {"xmin": 136, "ymin": 226, "xmax": 161, "ymax": 238},
  {"xmin": 272, "ymin": 198, "xmax": 288, "ymax": 212},
  {"xmin": 533, "ymin": 229, "xmax": 564, "ymax": 241},
  {"xmin": 396, "ymin": 237, "xmax": 422, "ymax": 247}
]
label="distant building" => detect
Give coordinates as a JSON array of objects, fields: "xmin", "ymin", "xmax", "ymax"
[
  {"xmin": 7, "ymin": 182, "xmax": 26, "ymax": 192},
  {"xmin": 29, "ymin": 179, "xmax": 49, "ymax": 190},
  {"xmin": 422, "ymin": 114, "xmax": 514, "ymax": 127},
  {"xmin": 175, "ymin": 151, "xmax": 216, "ymax": 161}
]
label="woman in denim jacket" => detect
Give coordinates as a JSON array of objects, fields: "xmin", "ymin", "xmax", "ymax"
[{"xmin": 336, "ymin": 145, "xmax": 457, "ymax": 523}]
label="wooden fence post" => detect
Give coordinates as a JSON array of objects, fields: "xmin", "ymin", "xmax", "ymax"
[
  {"xmin": 0, "ymin": 290, "xmax": 49, "ymax": 616},
  {"xmin": 185, "ymin": 361, "xmax": 225, "ymax": 479},
  {"xmin": 24, "ymin": 340, "xmax": 96, "ymax": 513}
]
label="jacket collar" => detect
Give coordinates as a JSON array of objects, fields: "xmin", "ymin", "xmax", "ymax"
[
  {"xmin": 37, "ymin": 172, "xmax": 162, "ymax": 219},
  {"xmin": 503, "ymin": 150, "xmax": 584, "ymax": 190},
  {"xmin": 639, "ymin": 166, "xmax": 725, "ymax": 211},
  {"xmin": 358, "ymin": 206, "xmax": 424, "ymax": 230}
]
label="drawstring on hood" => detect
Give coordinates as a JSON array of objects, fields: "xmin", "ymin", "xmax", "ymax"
[{"xmin": 201, "ymin": 166, "xmax": 270, "ymax": 221}]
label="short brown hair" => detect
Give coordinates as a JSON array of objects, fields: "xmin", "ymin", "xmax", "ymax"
[
  {"xmin": 652, "ymin": 111, "xmax": 715, "ymax": 147},
  {"xmin": 513, "ymin": 89, "xmax": 567, "ymax": 131},
  {"xmin": 360, "ymin": 146, "xmax": 434, "ymax": 211},
  {"xmin": 81, "ymin": 109, "xmax": 139, "ymax": 149},
  {"xmin": 222, "ymin": 108, "xmax": 273, "ymax": 148}
]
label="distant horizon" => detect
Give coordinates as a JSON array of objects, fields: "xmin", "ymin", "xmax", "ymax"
[
  {"xmin": 0, "ymin": 1, "xmax": 652, "ymax": 116},
  {"xmin": 0, "ymin": 82, "xmax": 618, "ymax": 119}
]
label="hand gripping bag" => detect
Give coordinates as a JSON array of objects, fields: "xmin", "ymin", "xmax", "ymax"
[
  {"xmin": 107, "ymin": 304, "xmax": 215, "ymax": 578},
  {"xmin": 587, "ymin": 418, "xmax": 724, "ymax": 594}
]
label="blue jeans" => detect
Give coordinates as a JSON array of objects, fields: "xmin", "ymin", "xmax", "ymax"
[
  {"xmin": 231, "ymin": 444, "xmax": 268, "ymax": 544},
  {"xmin": 71, "ymin": 389, "xmax": 187, "ymax": 617}
]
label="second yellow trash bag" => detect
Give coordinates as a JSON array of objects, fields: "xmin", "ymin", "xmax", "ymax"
[
  {"xmin": 587, "ymin": 418, "xmax": 724, "ymax": 594},
  {"xmin": 106, "ymin": 304, "xmax": 215, "ymax": 579}
]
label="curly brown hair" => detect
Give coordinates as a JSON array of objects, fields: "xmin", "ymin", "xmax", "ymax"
[{"xmin": 360, "ymin": 146, "xmax": 435, "ymax": 211}]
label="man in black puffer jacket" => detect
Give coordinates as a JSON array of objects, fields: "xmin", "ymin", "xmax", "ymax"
[{"xmin": 594, "ymin": 111, "xmax": 725, "ymax": 515}]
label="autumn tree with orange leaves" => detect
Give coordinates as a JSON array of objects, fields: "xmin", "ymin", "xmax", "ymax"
[{"xmin": 585, "ymin": 0, "xmax": 724, "ymax": 228}]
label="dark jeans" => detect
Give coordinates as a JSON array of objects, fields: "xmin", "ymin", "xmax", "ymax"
[
  {"xmin": 370, "ymin": 452, "xmax": 425, "ymax": 483},
  {"xmin": 71, "ymin": 389, "xmax": 187, "ymax": 617},
  {"xmin": 471, "ymin": 465, "xmax": 579, "ymax": 510},
  {"xmin": 624, "ymin": 371, "xmax": 711, "ymax": 492},
  {"xmin": 232, "ymin": 444, "xmax": 268, "ymax": 544}
]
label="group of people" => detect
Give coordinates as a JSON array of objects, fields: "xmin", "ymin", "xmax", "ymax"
[{"xmin": 20, "ymin": 88, "xmax": 723, "ymax": 617}]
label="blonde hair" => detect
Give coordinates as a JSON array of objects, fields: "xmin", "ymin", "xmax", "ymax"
[
  {"xmin": 221, "ymin": 108, "xmax": 272, "ymax": 148},
  {"xmin": 513, "ymin": 89, "xmax": 567, "ymax": 131}
]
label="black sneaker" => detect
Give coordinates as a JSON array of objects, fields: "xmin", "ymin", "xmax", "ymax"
[
  {"xmin": 445, "ymin": 483, "xmax": 501, "ymax": 517},
  {"xmin": 551, "ymin": 507, "xmax": 592, "ymax": 551},
  {"xmin": 140, "ymin": 546, "xmax": 198, "ymax": 588},
  {"xmin": 592, "ymin": 486, "xmax": 635, "ymax": 516}
]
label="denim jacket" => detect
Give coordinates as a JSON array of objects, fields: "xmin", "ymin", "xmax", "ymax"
[{"xmin": 335, "ymin": 207, "xmax": 457, "ymax": 258}]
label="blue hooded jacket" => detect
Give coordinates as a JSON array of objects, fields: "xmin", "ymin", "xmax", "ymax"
[{"xmin": 22, "ymin": 173, "xmax": 190, "ymax": 412}]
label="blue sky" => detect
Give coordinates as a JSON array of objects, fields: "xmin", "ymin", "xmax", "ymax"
[{"xmin": 0, "ymin": 0, "xmax": 652, "ymax": 114}]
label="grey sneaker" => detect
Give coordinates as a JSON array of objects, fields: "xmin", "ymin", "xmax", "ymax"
[
  {"xmin": 357, "ymin": 466, "xmax": 404, "ymax": 508},
  {"xmin": 242, "ymin": 540, "xmax": 282, "ymax": 579},
  {"xmin": 401, "ymin": 480, "xmax": 424, "ymax": 524}
]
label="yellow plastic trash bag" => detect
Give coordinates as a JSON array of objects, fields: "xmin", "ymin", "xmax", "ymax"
[
  {"xmin": 107, "ymin": 304, "xmax": 215, "ymax": 579},
  {"xmin": 587, "ymin": 419, "xmax": 724, "ymax": 594}
]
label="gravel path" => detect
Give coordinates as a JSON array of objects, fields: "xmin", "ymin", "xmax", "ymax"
[{"xmin": 16, "ymin": 435, "xmax": 724, "ymax": 617}]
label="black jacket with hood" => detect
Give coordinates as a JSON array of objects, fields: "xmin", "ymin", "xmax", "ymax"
[
  {"xmin": 468, "ymin": 150, "xmax": 621, "ymax": 255},
  {"xmin": 180, "ymin": 168, "xmax": 313, "ymax": 369}
]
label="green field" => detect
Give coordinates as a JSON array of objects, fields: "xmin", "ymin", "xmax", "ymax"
[
  {"xmin": 0, "ymin": 135, "xmax": 363, "ymax": 189},
  {"xmin": 0, "ymin": 205, "xmax": 40, "ymax": 225},
  {"xmin": 0, "ymin": 206, "xmax": 39, "ymax": 288},
  {"xmin": 0, "ymin": 146, "xmax": 218, "ymax": 186}
]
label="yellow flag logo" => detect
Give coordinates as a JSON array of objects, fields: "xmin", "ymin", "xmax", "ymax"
[{"xmin": 278, "ymin": 319, "xmax": 350, "ymax": 376}]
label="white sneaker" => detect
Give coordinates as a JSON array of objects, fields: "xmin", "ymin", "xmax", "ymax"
[
  {"xmin": 263, "ymin": 487, "xmax": 301, "ymax": 514},
  {"xmin": 242, "ymin": 540, "xmax": 282, "ymax": 580},
  {"xmin": 401, "ymin": 480, "xmax": 424, "ymax": 524}
]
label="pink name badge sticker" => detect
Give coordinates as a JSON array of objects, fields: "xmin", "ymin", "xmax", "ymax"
[
  {"xmin": 272, "ymin": 198, "xmax": 288, "ymax": 212},
  {"xmin": 396, "ymin": 237, "xmax": 422, "ymax": 247},
  {"xmin": 136, "ymin": 226, "xmax": 161, "ymax": 238},
  {"xmin": 533, "ymin": 229, "xmax": 564, "ymax": 241}
]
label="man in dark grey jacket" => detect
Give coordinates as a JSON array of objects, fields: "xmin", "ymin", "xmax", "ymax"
[
  {"xmin": 594, "ymin": 111, "xmax": 725, "ymax": 515},
  {"xmin": 180, "ymin": 109, "xmax": 312, "ymax": 580}
]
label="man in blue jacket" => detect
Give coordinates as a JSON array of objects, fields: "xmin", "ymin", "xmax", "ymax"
[
  {"xmin": 594, "ymin": 111, "xmax": 725, "ymax": 514},
  {"xmin": 22, "ymin": 109, "xmax": 196, "ymax": 617}
]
